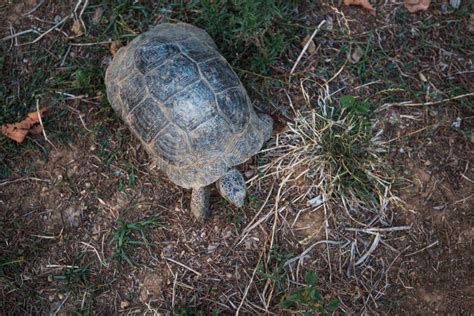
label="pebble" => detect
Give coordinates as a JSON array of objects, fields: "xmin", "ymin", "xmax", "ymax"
[{"xmin": 120, "ymin": 300, "xmax": 130, "ymax": 309}]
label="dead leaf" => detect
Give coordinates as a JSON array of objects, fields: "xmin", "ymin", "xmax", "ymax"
[
  {"xmin": 348, "ymin": 46, "xmax": 364, "ymax": 63},
  {"xmin": 404, "ymin": 0, "xmax": 431, "ymax": 13},
  {"xmin": 302, "ymin": 35, "xmax": 316, "ymax": 54},
  {"xmin": 269, "ymin": 113, "xmax": 289, "ymax": 133},
  {"xmin": 0, "ymin": 108, "xmax": 46, "ymax": 143},
  {"xmin": 71, "ymin": 19, "xmax": 83, "ymax": 36},
  {"xmin": 110, "ymin": 40, "xmax": 122, "ymax": 57},
  {"xmin": 418, "ymin": 72, "xmax": 427, "ymax": 82},
  {"xmin": 344, "ymin": 0, "xmax": 376, "ymax": 16}
]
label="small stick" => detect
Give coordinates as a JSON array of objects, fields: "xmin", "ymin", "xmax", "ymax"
[
  {"xmin": 1, "ymin": 29, "xmax": 41, "ymax": 42},
  {"xmin": 404, "ymin": 240, "xmax": 439, "ymax": 257},
  {"xmin": 355, "ymin": 233, "xmax": 381, "ymax": 266},
  {"xmin": 164, "ymin": 257, "xmax": 202, "ymax": 276},
  {"xmin": 22, "ymin": 0, "xmax": 45, "ymax": 16},
  {"xmin": 0, "ymin": 177, "xmax": 50, "ymax": 186},
  {"xmin": 171, "ymin": 272, "xmax": 178, "ymax": 309},
  {"xmin": 36, "ymin": 99, "xmax": 56, "ymax": 149},
  {"xmin": 379, "ymin": 92, "xmax": 474, "ymax": 111},
  {"xmin": 70, "ymin": 41, "xmax": 112, "ymax": 46},
  {"xmin": 80, "ymin": 241, "xmax": 107, "ymax": 267},
  {"xmin": 51, "ymin": 292, "xmax": 70, "ymax": 316},
  {"xmin": 284, "ymin": 240, "xmax": 347, "ymax": 267},
  {"xmin": 345, "ymin": 226, "xmax": 411, "ymax": 233},
  {"xmin": 236, "ymin": 251, "xmax": 263, "ymax": 316},
  {"xmin": 20, "ymin": 14, "xmax": 71, "ymax": 46},
  {"xmin": 290, "ymin": 20, "xmax": 326, "ymax": 75}
]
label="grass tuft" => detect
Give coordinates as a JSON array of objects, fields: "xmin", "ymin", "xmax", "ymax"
[
  {"xmin": 261, "ymin": 94, "xmax": 396, "ymax": 222},
  {"xmin": 111, "ymin": 216, "xmax": 161, "ymax": 266}
]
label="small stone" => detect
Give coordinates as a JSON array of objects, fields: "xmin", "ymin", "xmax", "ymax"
[
  {"xmin": 85, "ymin": 182, "xmax": 91, "ymax": 189},
  {"xmin": 120, "ymin": 300, "xmax": 130, "ymax": 309},
  {"xmin": 58, "ymin": 293, "xmax": 64, "ymax": 300},
  {"xmin": 48, "ymin": 275, "xmax": 53, "ymax": 282},
  {"xmin": 207, "ymin": 244, "xmax": 218, "ymax": 253},
  {"xmin": 451, "ymin": 117, "xmax": 462, "ymax": 129}
]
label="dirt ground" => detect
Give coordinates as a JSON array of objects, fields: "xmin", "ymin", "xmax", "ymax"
[{"xmin": 1, "ymin": 0, "xmax": 473, "ymax": 315}]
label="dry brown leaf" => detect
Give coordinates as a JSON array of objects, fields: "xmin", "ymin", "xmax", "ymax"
[
  {"xmin": 71, "ymin": 19, "xmax": 84, "ymax": 36},
  {"xmin": 302, "ymin": 35, "xmax": 316, "ymax": 54},
  {"xmin": 0, "ymin": 108, "xmax": 46, "ymax": 143},
  {"xmin": 404, "ymin": 0, "xmax": 431, "ymax": 13},
  {"xmin": 344, "ymin": 0, "xmax": 376, "ymax": 16},
  {"xmin": 110, "ymin": 40, "xmax": 122, "ymax": 57}
]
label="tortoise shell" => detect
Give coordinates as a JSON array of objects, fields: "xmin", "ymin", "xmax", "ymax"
[{"xmin": 105, "ymin": 23, "xmax": 267, "ymax": 189}]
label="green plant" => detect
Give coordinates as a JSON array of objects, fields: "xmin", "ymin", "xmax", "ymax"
[
  {"xmin": 170, "ymin": 0, "xmax": 300, "ymax": 75},
  {"xmin": 174, "ymin": 304, "xmax": 220, "ymax": 316},
  {"xmin": 111, "ymin": 217, "xmax": 161, "ymax": 266},
  {"xmin": 340, "ymin": 95, "xmax": 371, "ymax": 115},
  {"xmin": 257, "ymin": 246, "xmax": 291, "ymax": 293},
  {"xmin": 280, "ymin": 271, "xmax": 340, "ymax": 315},
  {"xmin": 54, "ymin": 265, "xmax": 90, "ymax": 289}
]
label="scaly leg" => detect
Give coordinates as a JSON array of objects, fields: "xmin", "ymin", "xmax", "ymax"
[{"xmin": 191, "ymin": 186, "xmax": 211, "ymax": 221}]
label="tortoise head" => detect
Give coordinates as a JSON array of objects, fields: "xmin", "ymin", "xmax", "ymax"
[{"xmin": 216, "ymin": 168, "xmax": 246, "ymax": 208}]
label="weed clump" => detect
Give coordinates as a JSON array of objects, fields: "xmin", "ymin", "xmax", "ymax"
[{"xmin": 170, "ymin": 0, "xmax": 299, "ymax": 75}]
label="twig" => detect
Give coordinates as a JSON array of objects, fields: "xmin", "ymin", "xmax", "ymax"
[
  {"xmin": 404, "ymin": 240, "xmax": 439, "ymax": 257},
  {"xmin": 284, "ymin": 240, "xmax": 347, "ymax": 267},
  {"xmin": 235, "ymin": 181, "xmax": 276, "ymax": 246},
  {"xmin": 66, "ymin": 105, "xmax": 94, "ymax": 133},
  {"xmin": 36, "ymin": 99, "xmax": 56, "ymax": 149},
  {"xmin": 1, "ymin": 28, "xmax": 41, "ymax": 42},
  {"xmin": 172, "ymin": 272, "xmax": 178, "ymax": 309},
  {"xmin": 80, "ymin": 241, "xmax": 107, "ymax": 267},
  {"xmin": 236, "ymin": 251, "xmax": 263, "ymax": 316},
  {"xmin": 22, "ymin": 0, "xmax": 45, "ymax": 16},
  {"xmin": 20, "ymin": 14, "xmax": 71, "ymax": 46},
  {"xmin": 345, "ymin": 226, "xmax": 411, "ymax": 233},
  {"xmin": 164, "ymin": 257, "xmax": 202, "ymax": 276},
  {"xmin": 290, "ymin": 20, "xmax": 326, "ymax": 75},
  {"xmin": 51, "ymin": 292, "xmax": 70, "ymax": 316},
  {"xmin": 73, "ymin": 0, "xmax": 89, "ymax": 35},
  {"xmin": 69, "ymin": 40, "xmax": 112, "ymax": 46},
  {"xmin": 379, "ymin": 92, "xmax": 474, "ymax": 111},
  {"xmin": 0, "ymin": 177, "xmax": 50, "ymax": 186},
  {"xmin": 355, "ymin": 233, "xmax": 381, "ymax": 266}
]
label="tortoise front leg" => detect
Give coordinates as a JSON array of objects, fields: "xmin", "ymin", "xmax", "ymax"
[{"xmin": 191, "ymin": 186, "xmax": 211, "ymax": 221}]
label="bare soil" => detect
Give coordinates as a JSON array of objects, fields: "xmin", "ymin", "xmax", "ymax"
[{"xmin": 0, "ymin": 0, "xmax": 473, "ymax": 314}]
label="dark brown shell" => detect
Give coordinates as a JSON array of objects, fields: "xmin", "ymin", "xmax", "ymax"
[{"xmin": 105, "ymin": 23, "xmax": 266, "ymax": 188}]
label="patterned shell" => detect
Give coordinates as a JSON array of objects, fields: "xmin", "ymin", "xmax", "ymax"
[{"xmin": 105, "ymin": 23, "xmax": 266, "ymax": 189}]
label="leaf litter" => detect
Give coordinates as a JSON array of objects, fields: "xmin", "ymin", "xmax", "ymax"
[{"xmin": 0, "ymin": 108, "xmax": 47, "ymax": 143}]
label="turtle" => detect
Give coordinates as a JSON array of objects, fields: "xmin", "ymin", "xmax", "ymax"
[{"xmin": 105, "ymin": 22, "xmax": 273, "ymax": 220}]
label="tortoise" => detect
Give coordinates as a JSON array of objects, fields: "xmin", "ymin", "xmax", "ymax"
[{"xmin": 105, "ymin": 22, "xmax": 273, "ymax": 220}]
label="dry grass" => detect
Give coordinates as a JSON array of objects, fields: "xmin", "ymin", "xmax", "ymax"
[{"xmin": 1, "ymin": 0, "xmax": 473, "ymax": 314}]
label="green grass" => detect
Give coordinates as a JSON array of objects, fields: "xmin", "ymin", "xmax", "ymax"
[
  {"xmin": 54, "ymin": 264, "xmax": 91, "ymax": 292},
  {"xmin": 111, "ymin": 216, "xmax": 161, "ymax": 266},
  {"xmin": 257, "ymin": 246, "xmax": 291, "ymax": 294},
  {"xmin": 280, "ymin": 271, "xmax": 340, "ymax": 316},
  {"xmin": 175, "ymin": 304, "xmax": 221, "ymax": 316},
  {"xmin": 169, "ymin": 0, "xmax": 301, "ymax": 75}
]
